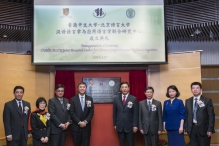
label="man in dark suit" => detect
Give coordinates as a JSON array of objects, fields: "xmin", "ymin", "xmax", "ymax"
[
  {"xmin": 113, "ymin": 82, "xmax": 138, "ymax": 146},
  {"xmin": 139, "ymin": 86, "xmax": 162, "ymax": 146},
  {"xmin": 48, "ymin": 84, "xmax": 70, "ymax": 146},
  {"xmin": 185, "ymin": 82, "xmax": 215, "ymax": 146},
  {"xmin": 69, "ymin": 82, "xmax": 94, "ymax": 146},
  {"xmin": 3, "ymin": 86, "xmax": 31, "ymax": 146}
]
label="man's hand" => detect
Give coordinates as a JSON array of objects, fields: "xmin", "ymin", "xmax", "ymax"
[
  {"xmin": 7, "ymin": 136, "xmax": 12, "ymax": 141},
  {"xmin": 207, "ymin": 132, "xmax": 212, "ymax": 137},
  {"xmin": 133, "ymin": 127, "xmax": 138, "ymax": 133},
  {"xmin": 60, "ymin": 124, "xmax": 66, "ymax": 130},
  {"xmin": 114, "ymin": 126, "xmax": 116, "ymax": 130},
  {"xmin": 79, "ymin": 121, "xmax": 86, "ymax": 128},
  {"xmin": 28, "ymin": 134, "xmax": 32, "ymax": 138},
  {"xmin": 64, "ymin": 122, "xmax": 70, "ymax": 129},
  {"xmin": 158, "ymin": 131, "xmax": 161, "ymax": 135},
  {"xmin": 140, "ymin": 130, "xmax": 144, "ymax": 134}
]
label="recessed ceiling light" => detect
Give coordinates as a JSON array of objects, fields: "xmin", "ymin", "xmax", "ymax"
[{"xmin": 3, "ymin": 35, "xmax": 7, "ymax": 38}]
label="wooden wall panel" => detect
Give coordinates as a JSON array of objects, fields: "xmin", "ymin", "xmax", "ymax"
[
  {"xmin": 202, "ymin": 93, "xmax": 219, "ymax": 103},
  {"xmin": 201, "ymin": 66, "xmax": 219, "ymax": 144},
  {"xmin": 215, "ymin": 119, "xmax": 219, "ymax": 129},
  {"xmin": 0, "ymin": 54, "xmax": 51, "ymax": 144},
  {"xmin": 214, "ymin": 106, "xmax": 219, "ymax": 116},
  {"xmin": 202, "ymin": 66, "xmax": 219, "ymax": 78},
  {"xmin": 148, "ymin": 52, "xmax": 201, "ymax": 105},
  {"xmin": 202, "ymin": 80, "xmax": 219, "ymax": 90}
]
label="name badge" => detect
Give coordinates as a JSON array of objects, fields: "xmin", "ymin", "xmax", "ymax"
[
  {"xmin": 199, "ymin": 103, "xmax": 205, "ymax": 107},
  {"xmin": 152, "ymin": 108, "xmax": 156, "ymax": 111},
  {"xmin": 127, "ymin": 105, "xmax": 133, "ymax": 108}
]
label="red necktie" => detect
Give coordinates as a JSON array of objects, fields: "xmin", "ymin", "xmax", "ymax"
[{"xmin": 122, "ymin": 96, "xmax": 126, "ymax": 105}]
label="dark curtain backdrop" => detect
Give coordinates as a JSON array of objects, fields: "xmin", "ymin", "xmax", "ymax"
[
  {"xmin": 129, "ymin": 70, "xmax": 147, "ymax": 102},
  {"xmin": 55, "ymin": 70, "xmax": 75, "ymax": 101}
]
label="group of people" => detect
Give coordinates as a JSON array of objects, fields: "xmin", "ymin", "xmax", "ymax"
[
  {"xmin": 3, "ymin": 81, "xmax": 215, "ymax": 146},
  {"xmin": 3, "ymin": 82, "xmax": 94, "ymax": 146},
  {"xmin": 113, "ymin": 81, "xmax": 215, "ymax": 146}
]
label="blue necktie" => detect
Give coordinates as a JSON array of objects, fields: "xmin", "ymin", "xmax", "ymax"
[
  {"xmin": 81, "ymin": 97, "xmax": 84, "ymax": 111},
  {"xmin": 194, "ymin": 98, "xmax": 198, "ymax": 121}
]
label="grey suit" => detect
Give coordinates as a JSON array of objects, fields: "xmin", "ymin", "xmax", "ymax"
[
  {"xmin": 48, "ymin": 97, "xmax": 70, "ymax": 146},
  {"xmin": 3, "ymin": 99, "xmax": 31, "ymax": 146},
  {"xmin": 139, "ymin": 99, "xmax": 162, "ymax": 146},
  {"xmin": 185, "ymin": 95, "xmax": 215, "ymax": 146}
]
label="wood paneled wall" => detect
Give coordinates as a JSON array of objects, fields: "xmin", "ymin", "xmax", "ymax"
[
  {"xmin": 201, "ymin": 66, "xmax": 219, "ymax": 144},
  {"xmin": 148, "ymin": 52, "xmax": 201, "ymax": 104}
]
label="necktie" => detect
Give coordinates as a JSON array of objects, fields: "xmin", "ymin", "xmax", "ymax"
[
  {"xmin": 194, "ymin": 98, "xmax": 198, "ymax": 121},
  {"xmin": 122, "ymin": 96, "xmax": 126, "ymax": 105},
  {"xmin": 148, "ymin": 101, "xmax": 151, "ymax": 111},
  {"xmin": 60, "ymin": 99, "xmax": 63, "ymax": 104},
  {"xmin": 60, "ymin": 99, "xmax": 64, "ymax": 109},
  {"xmin": 81, "ymin": 97, "xmax": 84, "ymax": 111},
  {"xmin": 18, "ymin": 101, "xmax": 22, "ymax": 114}
]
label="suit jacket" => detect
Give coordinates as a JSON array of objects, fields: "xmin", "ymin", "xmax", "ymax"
[
  {"xmin": 185, "ymin": 95, "xmax": 215, "ymax": 136},
  {"xmin": 3, "ymin": 99, "xmax": 31, "ymax": 140},
  {"xmin": 69, "ymin": 94, "xmax": 94, "ymax": 132},
  {"xmin": 139, "ymin": 99, "xmax": 163, "ymax": 134},
  {"xmin": 163, "ymin": 98, "xmax": 185, "ymax": 130},
  {"xmin": 31, "ymin": 112, "xmax": 50, "ymax": 140},
  {"xmin": 48, "ymin": 97, "xmax": 70, "ymax": 134},
  {"xmin": 113, "ymin": 94, "xmax": 138, "ymax": 133}
]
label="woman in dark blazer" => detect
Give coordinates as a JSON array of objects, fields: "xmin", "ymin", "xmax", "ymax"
[
  {"xmin": 163, "ymin": 85, "xmax": 185, "ymax": 146},
  {"xmin": 29, "ymin": 97, "xmax": 50, "ymax": 146}
]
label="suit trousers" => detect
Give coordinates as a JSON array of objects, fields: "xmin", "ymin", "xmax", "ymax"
[
  {"xmin": 144, "ymin": 132, "xmax": 158, "ymax": 146},
  {"xmin": 72, "ymin": 129, "xmax": 91, "ymax": 146},
  {"xmin": 118, "ymin": 130, "xmax": 135, "ymax": 146},
  {"xmin": 190, "ymin": 124, "xmax": 211, "ymax": 146},
  {"xmin": 50, "ymin": 131, "xmax": 67, "ymax": 146},
  {"xmin": 7, "ymin": 127, "xmax": 27, "ymax": 146}
]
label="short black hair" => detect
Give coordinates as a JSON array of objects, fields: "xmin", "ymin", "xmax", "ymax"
[
  {"xmin": 55, "ymin": 84, "xmax": 65, "ymax": 90},
  {"xmin": 191, "ymin": 82, "xmax": 202, "ymax": 89},
  {"xmin": 14, "ymin": 86, "xmax": 24, "ymax": 93},
  {"xmin": 36, "ymin": 97, "xmax": 47, "ymax": 108},
  {"xmin": 144, "ymin": 86, "xmax": 154, "ymax": 92},
  {"xmin": 120, "ymin": 82, "xmax": 129, "ymax": 87},
  {"xmin": 166, "ymin": 85, "xmax": 180, "ymax": 98},
  {"xmin": 77, "ymin": 82, "xmax": 87, "ymax": 88}
]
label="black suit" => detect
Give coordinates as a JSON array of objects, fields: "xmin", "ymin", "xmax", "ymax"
[
  {"xmin": 69, "ymin": 94, "xmax": 94, "ymax": 146},
  {"xmin": 31, "ymin": 112, "xmax": 50, "ymax": 146},
  {"xmin": 113, "ymin": 94, "xmax": 138, "ymax": 146},
  {"xmin": 3, "ymin": 99, "xmax": 31, "ymax": 146},
  {"xmin": 139, "ymin": 99, "xmax": 162, "ymax": 146},
  {"xmin": 185, "ymin": 95, "xmax": 215, "ymax": 146},
  {"xmin": 48, "ymin": 97, "xmax": 70, "ymax": 146}
]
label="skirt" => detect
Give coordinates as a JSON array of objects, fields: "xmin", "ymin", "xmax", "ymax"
[{"xmin": 167, "ymin": 130, "xmax": 185, "ymax": 146}]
